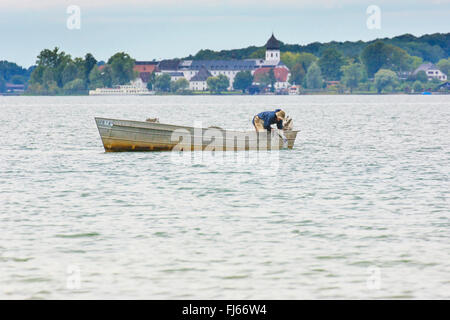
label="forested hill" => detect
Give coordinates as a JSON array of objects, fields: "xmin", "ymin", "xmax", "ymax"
[{"xmin": 184, "ymin": 33, "xmax": 450, "ymax": 63}]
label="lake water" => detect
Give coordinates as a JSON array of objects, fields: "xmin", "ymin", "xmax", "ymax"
[{"xmin": 0, "ymin": 95, "xmax": 449, "ymax": 299}]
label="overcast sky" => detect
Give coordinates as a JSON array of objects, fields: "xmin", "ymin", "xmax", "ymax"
[{"xmin": 1, "ymin": 0, "xmax": 449, "ymax": 67}]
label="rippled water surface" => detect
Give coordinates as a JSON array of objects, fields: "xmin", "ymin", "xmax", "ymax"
[{"xmin": 0, "ymin": 95, "xmax": 449, "ymax": 299}]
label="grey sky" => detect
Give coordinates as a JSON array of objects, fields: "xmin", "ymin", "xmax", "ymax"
[{"xmin": 1, "ymin": 0, "xmax": 449, "ymax": 67}]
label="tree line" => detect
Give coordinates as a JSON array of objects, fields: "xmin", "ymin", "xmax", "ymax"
[
  {"xmin": 152, "ymin": 42, "xmax": 450, "ymax": 94},
  {"xmin": 0, "ymin": 61, "xmax": 33, "ymax": 93},
  {"xmin": 186, "ymin": 33, "xmax": 450, "ymax": 64},
  {"xmin": 26, "ymin": 48, "xmax": 137, "ymax": 95},
  {"xmin": 280, "ymin": 41, "xmax": 450, "ymax": 93}
]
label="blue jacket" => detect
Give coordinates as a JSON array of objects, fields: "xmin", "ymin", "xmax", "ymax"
[{"xmin": 254, "ymin": 109, "xmax": 283, "ymax": 132}]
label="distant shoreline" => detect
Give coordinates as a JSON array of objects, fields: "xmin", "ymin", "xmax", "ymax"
[{"xmin": 3, "ymin": 92, "xmax": 449, "ymax": 97}]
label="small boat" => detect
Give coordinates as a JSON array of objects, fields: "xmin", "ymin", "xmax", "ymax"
[{"xmin": 95, "ymin": 117, "xmax": 299, "ymax": 152}]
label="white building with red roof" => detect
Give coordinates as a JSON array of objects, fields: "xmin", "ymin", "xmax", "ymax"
[{"xmin": 253, "ymin": 66, "xmax": 291, "ymax": 90}]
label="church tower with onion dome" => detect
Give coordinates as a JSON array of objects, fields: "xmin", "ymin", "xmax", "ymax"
[{"xmin": 265, "ymin": 33, "xmax": 281, "ymax": 64}]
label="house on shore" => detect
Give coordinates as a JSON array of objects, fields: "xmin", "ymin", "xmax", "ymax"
[
  {"xmin": 253, "ymin": 67, "xmax": 290, "ymax": 91},
  {"xmin": 413, "ymin": 63, "xmax": 447, "ymax": 81},
  {"xmin": 165, "ymin": 72, "xmax": 185, "ymax": 82},
  {"xmin": 436, "ymin": 81, "xmax": 450, "ymax": 91},
  {"xmin": 133, "ymin": 61, "xmax": 158, "ymax": 83},
  {"xmin": 180, "ymin": 59, "xmax": 257, "ymax": 90},
  {"xmin": 4, "ymin": 83, "xmax": 25, "ymax": 94},
  {"xmin": 189, "ymin": 66, "xmax": 211, "ymax": 91}
]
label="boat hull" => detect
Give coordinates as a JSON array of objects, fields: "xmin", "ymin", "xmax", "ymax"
[{"xmin": 95, "ymin": 117, "xmax": 298, "ymax": 152}]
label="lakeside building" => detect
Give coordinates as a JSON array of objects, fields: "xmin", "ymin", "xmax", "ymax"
[
  {"xmin": 289, "ymin": 85, "xmax": 301, "ymax": 95},
  {"xmin": 413, "ymin": 63, "xmax": 448, "ymax": 81},
  {"xmin": 89, "ymin": 78, "xmax": 153, "ymax": 95},
  {"xmin": 179, "ymin": 59, "xmax": 259, "ymax": 90},
  {"xmin": 134, "ymin": 34, "xmax": 291, "ymax": 92},
  {"xmin": 188, "ymin": 66, "xmax": 211, "ymax": 91},
  {"xmin": 134, "ymin": 61, "xmax": 158, "ymax": 73},
  {"xmin": 4, "ymin": 83, "xmax": 25, "ymax": 94},
  {"xmin": 133, "ymin": 61, "xmax": 158, "ymax": 83},
  {"xmin": 437, "ymin": 81, "xmax": 450, "ymax": 91},
  {"xmin": 253, "ymin": 67, "xmax": 290, "ymax": 90}
]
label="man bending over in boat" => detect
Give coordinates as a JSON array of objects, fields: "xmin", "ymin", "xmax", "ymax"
[
  {"xmin": 253, "ymin": 109, "xmax": 288, "ymax": 146},
  {"xmin": 253, "ymin": 109, "xmax": 285, "ymax": 132}
]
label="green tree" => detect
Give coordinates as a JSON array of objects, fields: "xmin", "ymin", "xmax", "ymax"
[
  {"xmin": 10, "ymin": 75, "xmax": 27, "ymax": 84},
  {"xmin": 361, "ymin": 42, "xmax": 388, "ymax": 77},
  {"xmin": 100, "ymin": 65, "xmax": 113, "ymax": 88},
  {"xmin": 73, "ymin": 57, "xmax": 86, "ymax": 80},
  {"xmin": 413, "ymin": 80, "xmax": 423, "ymax": 92},
  {"xmin": 233, "ymin": 71, "xmax": 253, "ymax": 93},
  {"xmin": 28, "ymin": 65, "xmax": 43, "ymax": 86},
  {"xmin": 318, "ymin": 48, "xmax": 344, "ymax": 81},
  {"xmin": 88, "ymin": 66, "xmax": 112, "ymax": 89},
  {"xmin": 217, "ymin": 74, "xmax": 230, "ymax": 93},
  {"xmin": 0, "ymin": 60, "xmax": 30, "ymax": 83},
  {"xmin": 249, "ymin": 48, "xmax": 265, "ymax": 59},
  {"xmin": 280, "ymin": 52, "xmax": 300, "ymax": 69},
  {"xmin": 88, "ymin": 67, "xmax": 103, "ymax": 89},
  {"xmin": 177, "ymin": 78, "xmax": 190, "ymax": 92},
  {"xmin": 42, "ymin": 68, "xmax": 55, "ymax": 88},
  {"xmin": 281, "ymin": 52, "xmax": 318, "ymax": 72},
  {"xmin": 341, "ymin": 63, "xmax": 366, "ymax": 93},
  {"xmin": 415, "ymin": 70, "xmax": 428, "ymax": 83},
  {"xmin": 206, "ymin": 77, "xmax": 216, "ymax": 93},
  {"xmin": 27, "ymin": 82, "xmax": 44, "ymax": 94},
  {"xmin": 399, "ymin": 82, "xmax": 411, "ymax": 94},
  {"xmin": 298, "ymin": 53, "xmax": 318, "ymax": 70},
  {"xmin": 289, "ymin": 63, "xmax": 306, "ymax": 85},
  {"xmin": 0, "ymin": 76, "xmax": 5, "ymax": 93},
  {"xmin": 170, "ymin": 78, "xmax": 189, "ymax": 93},
  {"xmin": 361, "ymin": 41, "xmax": 413, "ymax": 77},
  {"xmin": 146, "ymin": 72, "xmax": 156, "ymax": 91},
  {"xmin": 36, "ymin": 47, "xmax": 67, "ymax": 68},
  {"xmin": 207, "ymin": 74, "xmax": 229, "ymax": 94},
  {"xmin": 63, "ymin": 78, "xmax": 85, "ymax": 94},
  {"xmin": 84, "ymin": 53, "xmax": 97, "ymax": 84},
  {"xmin": 410, "ymin": 56, "xmax": 424, "ymax": 71},
  {"xmin": 436, "ymin": 58, "xmax": 450, "ymax": 77},
  {"xmin": 107, "ymin": 52, "xmax": 136, "ymax": 85},
  {"xmin": 429, "ymin": 78, "xmax": 443, "ymax": 91},
  {"xmin": 305, "ymin": 62, "xmax": 323, "ymax": 89},
  {"xmin": 400, "ymin": 40, "xmax": 446, "ymax": 63},
  {"xmin": 374, "ymin": 69, "xmax": 398, "ymax": 93},
  {"xmin": 413, "ymin": 80, "xmax": 423, "ymax": 93},
  {"xmin": 154, "ymin": 73, "xmax": 171, "ymax": 92},
  {"xmin": 216, "ymin": 74, "xmax": 230, "ymax": 92},
  {"xmin": 256, "ymin": 73, "xmax": 270, "ymax": 90},
  {"xmin": 32, "ymin": 47, "xmax": 72, "ymax": 88},
  {"xmin": 61, "ymin": 62, "xmax": 78, "ymax": 86},
  {"xmin": 46, "ymin": 80, "xmax": 60, "ymax": 95},
  {"xmin": 257, "ymin": 70, "xmax": 276, "ymax": 91}
]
